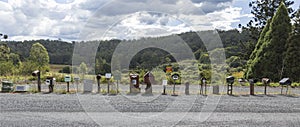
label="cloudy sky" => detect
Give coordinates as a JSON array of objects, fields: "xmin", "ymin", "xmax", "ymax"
[{"xmin": 0, "ymin": 0, "xmax": 299, "ymax": 41}]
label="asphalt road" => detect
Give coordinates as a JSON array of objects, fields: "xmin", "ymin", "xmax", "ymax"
[{"xmin": 1, "ymin": 86, "xmax": 300, "ymax": 126}]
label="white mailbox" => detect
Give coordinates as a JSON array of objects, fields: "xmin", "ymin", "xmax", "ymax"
[
  {"xmin": 162, "ymin": 80, "xmax": 168, "ymax": 86},
  {"xmin": 15, "ymin": 85, "xmax": 29, "ymax": 92},
  {"xmin": 105, "ymin": 73, "xmax": 112, "ymax": 79},
  {"xmin": 64, "ymin": 75, "xmax": 71, "ymax": 82}
]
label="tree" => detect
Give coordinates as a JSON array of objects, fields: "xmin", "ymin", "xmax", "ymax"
[
  {"xmin": 226, "ymin": 56, "xmax": 243, "ymax": 68},
  {"xmin": 29, "ymin": 43, "xmax": 50, "ymax": 72},
  {"xmin": 248, "ymin": 0, "xmax": 294, "ymax": 28},
  {"xmin": 245, "ymin": 2, "xmax": 292, "ymax": 81},
  {"xmin": 245, "ymin": 0, "xmax": 295, "ymax": 40},
  {"xmin": 284, "ymin": 7, "xmax": 300, "ymax": 81},
  {"xmin": 0, "ymin": 44, "xmax": 10, "ymax": 61},
  {"xmin": 199, "ymin": 53, "xmax": 210, "ymax": 64},
  {"xmin": 79, "ymin": 62, "xmax": 88, "ymax": 75},
  {"xmin": 0, "ymin": 44, "xmax": 21, "ymax": 76}
]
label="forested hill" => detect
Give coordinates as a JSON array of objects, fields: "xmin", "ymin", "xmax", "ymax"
[{"xmin": 1, "ymin": 29, "xmax": 255, "ymax": 67}]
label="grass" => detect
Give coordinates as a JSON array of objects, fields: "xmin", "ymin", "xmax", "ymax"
[{"xmin": 49, "ymin": 64, "xmax": 69, "ymax": 73}]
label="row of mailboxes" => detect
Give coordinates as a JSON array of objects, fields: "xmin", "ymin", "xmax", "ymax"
[{"xmin": 227, "ymin": 76, "xmax": 293, "ymax": 95}]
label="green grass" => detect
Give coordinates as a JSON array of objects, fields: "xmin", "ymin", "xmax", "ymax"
[{"xmin": 49, "ymin": 64, "xmax": 69, "ymax": 73}]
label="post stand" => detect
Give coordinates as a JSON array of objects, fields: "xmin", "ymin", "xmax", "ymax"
[
  {"xmin": 264, "ymin": 84, "xmax": 267, "ymax": 95},
  {"xmin": 281, "ymin": 85, "xmax": 289, "ymax": 95},
  {"xmin": 171, "ymin": 83, "xmax": 177, "ymax": 96},
  {"xmin": 162, "ymin": 85, "xmax": 167, "ymax": 95},
  {"xmin": 185, "ymin": 82, "xmax": 189, "ymax": 95},
  {"xmin": 204, "ymin": 82, "xmax": 207, "ymax": 95},
  {"xmin": 250, "ymin": 83, "xmax": 254, "ymax": 95},
  {"xmin": 96, "ymin": 74, "xmax": 102, "ymax": 94},
  {"xmin": 32, "ymin": 70, "xmax": 41, "ymax": 92},
  {"xmin": 74, "ymin": 77, "xmax": 80, "ymax": 93},
  {"xmin": 200, "ymin": 84, "xmax": 203, "ymax": 95},
  {"xmin": 200, "ymin": 78, "xmax": 207, "ymax": 95},
  {"xmin": 107, "ymin": 79, "xmax": 110, "ymax": 94},
  {"xmin": 37, "ymin": 74, "xmax": 41, "ymax": 92},
  {"xmin": 117, "ymin": 80, "xmax": 119, "ymax": 94},
  {"xmin": 97, "ymin": 79, "xmax": 101, "ymax": 93},
  {"xmin": 67, "ymin": 82, "xmax": 70, "ymax": 93}
]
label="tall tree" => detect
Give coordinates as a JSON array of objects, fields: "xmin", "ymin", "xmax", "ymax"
[
  {"xmin": 0, "ymin": 44, "xmax": 10, "ymax": 61},
  {"xmin": 248, "ymin": 0, "xmax": 294, "ymax": 28},
  {"xmin": 245, "ymin": 2, "xmax": 292, "ymax": 81},
  {"xmin": 246, "ymin": 0, "xmax": 294, "ymax": 40},
  {"xmin": 284, "ymin": 7, "xmax": 300, "ymax": 81},
  {"xmin": 29, "ymin": 43, "xmax": 50, "ymax": 72}
]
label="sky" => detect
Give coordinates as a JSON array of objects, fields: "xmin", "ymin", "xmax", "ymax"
[{"xmin": 0, "ymin": 0, "xmax": 299, "ymax": 41}]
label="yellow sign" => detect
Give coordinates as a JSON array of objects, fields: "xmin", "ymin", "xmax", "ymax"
[{"xmin": 166, "ymin": 66, "xmax": 172, "ymax": 73}]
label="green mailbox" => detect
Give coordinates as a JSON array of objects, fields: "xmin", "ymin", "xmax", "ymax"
[{"xmin": 1, "ymin": 81, "xmax": 14, "ymax": 92}]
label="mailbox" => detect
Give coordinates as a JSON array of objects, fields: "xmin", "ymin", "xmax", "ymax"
[
  {"xmin": 74, "ymin": 77, "xmax": 80, "ymax": 81},
  {"xmin": 1, "ymin": 81, "xmax": 13, "ymax": 92},
  {"xmin": 226, "ymin": 76, "xmax": 235, "ymax": 84},
  {"xmin": 262, "ymin": 78, "xmax": 270, "ymax": 95},
  {"xmin": 248, "ymin": 78, "xmax": 258, "ymax": 95},
  {"xmin": 144, "ymin": 72, "xmax": 154, "ymax": 94},
  {"xmin": 64, "ymin": 75, "xmax": 71, "ymax": 82},
  {"xmin": 46, "ymin": 77, "xmax": 55, "ymax": 93},
  {"xmin": 96, "ymin": 74, "xmax": 102, "ymax": 80},
  {"xmin": 201, "ymin": 77, "xmax": 206, "ymax": 84},
  {"xmin": 279, "ymin": 78, "xmax": 292, "ymax": 95},
  {"xmin": 130, "ymin": 74, "xmax": 140, "ymax": 93},
  {"xmin": 249, "ymin": 78, "xmax": 258, "ymax": 84},
  {"xmin": 262, "ymin": 78, "xmax": 271, "ymax": 84},
  {"xmin": 105, "ymin": 73, "xmax": 112, "ymax": 79},
  {"xmin": 130, "ymin": 74, "xmax": 139, "ymax": 86},
  {"xmin": 172, "ymin": 74, "xmax": 179, "ymax": 80},
  {"xmin": 226, "ymin": 76, "xmax": 235, "ymax": 95},
  {"xmin": 279, "ymin": 78, "xmax": 291, "ymax": 85},
  {"xmin": 32, "ymin": 70, "xmax": 40, "ymax": 76}
]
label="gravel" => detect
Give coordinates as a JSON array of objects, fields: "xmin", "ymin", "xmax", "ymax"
[{"xmin": 1, "ymin": 86, "xmax": 300, "ymax": 126}]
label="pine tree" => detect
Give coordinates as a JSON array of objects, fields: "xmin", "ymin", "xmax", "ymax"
[
  {"xmin": 284, "ymin": 8, "xmax": 300, "ymax": 81},
  {"xmin": 245, "ymin": 20, "xmax": 270, "ymax": 79},
  {"xmin": 246, "ymin": 0, "xmax": 294, "ymax": 40},
  {"xmin": 246, "ymin": 2, "xmax": 292, "ymax": 81}
]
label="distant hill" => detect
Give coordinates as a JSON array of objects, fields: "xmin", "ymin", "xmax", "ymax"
[{"xmin": 1, "ymin": 29, "xmax": 255, "ymax": 71}]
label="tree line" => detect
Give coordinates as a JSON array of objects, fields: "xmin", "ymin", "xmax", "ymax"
[{"xmin": 1, "ymin": 0, "xmax": 299, "ymax": 83}]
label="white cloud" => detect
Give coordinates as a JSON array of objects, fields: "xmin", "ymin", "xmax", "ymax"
[{"xmin": 0, "ymin": 0, "xmax": 253, "ymax": 41}]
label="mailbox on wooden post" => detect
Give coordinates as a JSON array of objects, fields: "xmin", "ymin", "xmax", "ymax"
[
  {"xmin": 129, "ymin": 74, "xmax": 140, "ymax": 93},
  {"xmin": 162, "ymin": 80, "xmax": 168, "ymax": 95},
  {"xmin": 32, "ymin": 70, "xmax": 41, "ymax": 92},
  {"xmin": 106, "ymin": 73, "xmax": 112, "ymax": 94},
  {"xmin": 226, "ymin": 76, "xmax": 235, "ymax": 95},
  {"xmin": 171, "ymin": 73, "xmax": 180, "ymax": 96},
  {"xmin": 46, "ymin": 77, "xmax": 55, "ymax": 93},
  {"xmin": 65, "ymin": 75, "xmax": 71, "ymax": 92},
  {"xmin": 249, "ymin": 78, "xmax": 258, "ymax": 95},
  {"xmin": 200, "ymin": 77, "xmax": 207, "ymax": 95},
  {"xmin": 262, "ymin": 78, "xmax": 270, "ymax": 95},
  {"xmin": 279, "ymin": 78, "xmax": 292, "ymax": 95},
  {"xmin": 144, "ymin": 71, "xmax": 154, "ymax": 94},
  {"xmin": 96, "ymin": 74, "xmax": 102, "ymax": 93}
]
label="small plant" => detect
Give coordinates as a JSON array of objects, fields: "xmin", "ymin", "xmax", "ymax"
[
  {"xmin": 28, "ymin": 88, "xmax": 38, "ymax": 93},
  {"xmin": 101, "ymin": 89, "xmax": 107, "ymax": 94},
  {"xmin": 54, "ymin": 89, "xmax": 67, "ymax": 94},
  {"xmin": 109, "ymin": 89, "xmax": 118, "ymax": 94}
]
